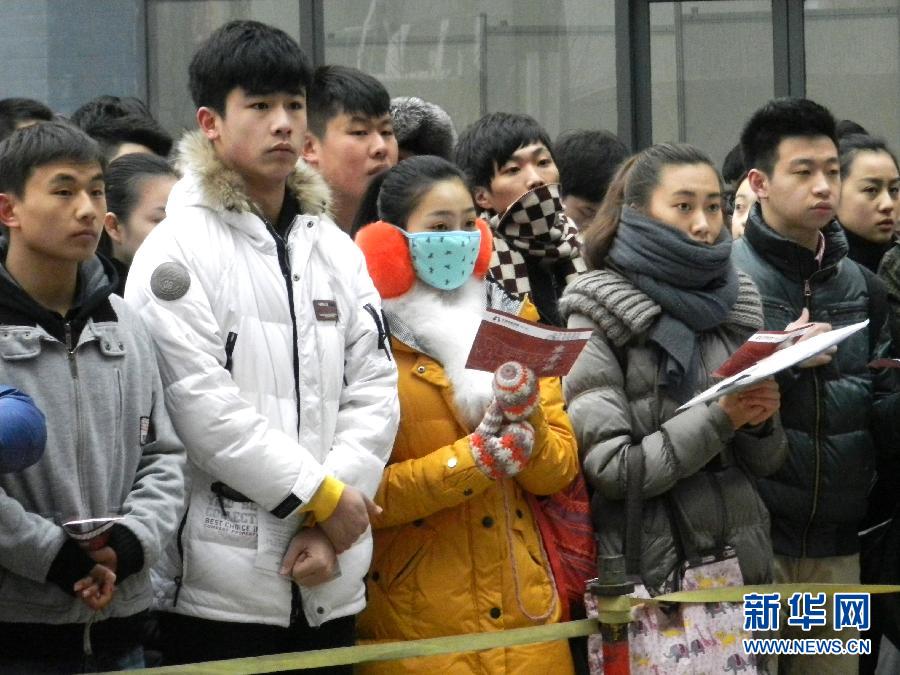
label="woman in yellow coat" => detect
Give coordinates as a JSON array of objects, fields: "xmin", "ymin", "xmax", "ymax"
[{"xmin": 353, "ymin": 156, "xmax": 578, "ymax": 674}]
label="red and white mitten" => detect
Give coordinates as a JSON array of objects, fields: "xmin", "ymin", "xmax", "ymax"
[
  {"xmin": 492, "ymin": 421, "xmax": 535, "ymax": 476},
  {"xmin": 469, "ymin": 407, "xmax": 535, "ymax": 479},
  {"xmin": 470, "ymin": 401, "xmax": 506, "ymax": 479},
  {"xmin": 493, "ymin": 361, "xmax": 539, "ymax": 422}
]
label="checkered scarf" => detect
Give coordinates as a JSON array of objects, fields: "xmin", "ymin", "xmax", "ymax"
[{"xmin": 487, "ymin": 183, "xmax": 587, "ymax": 297}]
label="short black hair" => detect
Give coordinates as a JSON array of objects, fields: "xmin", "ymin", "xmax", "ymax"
[
  {"xmin": 189, "ymin": 20, "xmax": 312, "ymax": 114},
  {"xmin": 455, "ymin": 112, "xmax": 553, "ymax": 190},
  {"xmin": 721, "ymin": 143, "xmax": 746, "ymax": 186},
  {"xmin": 838, "ymin": 134, "xmax": 899, "ymax": 180},
  {"xmin": 0, "ymin": 98, "xmax": 54, "ymax": 142},
  {"xmin": 71, "ymin": 95, "xmax": 153, "ymax": 128},
  {"xmin": 554, "ymin": 129, "xmax": 628, "ymax": 203},
  {"xmin": 77, "ymin": 116, "xmax": 172, "ymax": 161},
  {"xmin": 0, "ymin": 121, "xmax": 105, "ymax": 197},
  {"xmin": 307, "ymin": 65, "xmax": 391, "ymax": 138},
  {"xmin": 740, "ymin": 97, "xmax": 837, "ymax": 175},
  {"xmin": 390, "ymin": 96, "xmax": 456, "ymax": 160},
  {"xmin": 836, "ymin": 119, "xmax": 869, "ymax": 139},
  {"xmin": 71, "ymin": 95, "xmax": 172, "ymax": 158}
]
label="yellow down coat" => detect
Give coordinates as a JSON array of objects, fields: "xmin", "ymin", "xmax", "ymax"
[{"xmin": 356, "ymin": 298, "xmax": 578, "ymax": 674}]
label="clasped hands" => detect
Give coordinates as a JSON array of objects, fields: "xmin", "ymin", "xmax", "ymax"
[
  {"xmin": 73, "ymin": 543, "xmax": 117, "ymax": 611},
  {"xmin": 280, "ymin": 485, "xmax": 381, "ymax": 589}
]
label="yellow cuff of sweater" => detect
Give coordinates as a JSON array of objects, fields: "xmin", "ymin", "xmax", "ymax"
[{"xmin": 301, "ymin": 475, "xmax": 346, "ymax": 523}]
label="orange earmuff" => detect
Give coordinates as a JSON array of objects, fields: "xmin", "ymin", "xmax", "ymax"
[
  {"xmin": 354, "ymin": 221, "xmax": 417, "ymax": 299},
  {"xmin": 474, "ymin": 218, "xmax": 493, "ymax": 278},
  {"xmin": 355, "ymin": 218, "xmax": 494, "ymax": 298}
]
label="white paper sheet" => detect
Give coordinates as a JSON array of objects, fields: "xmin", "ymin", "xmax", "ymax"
[{"xmin": 677, "ymin": 320, "xmax": 869, "ymax": 411}]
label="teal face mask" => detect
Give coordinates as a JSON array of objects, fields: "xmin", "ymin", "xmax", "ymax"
[{"xmin": 402, "ymin": 229, "xmax": 482, "ymax": 291}]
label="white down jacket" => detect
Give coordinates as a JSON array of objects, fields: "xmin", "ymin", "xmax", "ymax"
[{"xmin": 125, "ymin": 131, "xmax": 399, "ymax": 627}]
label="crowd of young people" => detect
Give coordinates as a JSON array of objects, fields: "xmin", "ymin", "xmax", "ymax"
[{"xmin": 0, "ymin": 18, "xmax": 898, "ymax": 675}]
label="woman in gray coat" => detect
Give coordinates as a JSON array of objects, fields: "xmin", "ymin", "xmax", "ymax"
[{"xmin": 560, "ymin": 143, "xmax": 787, "ymax": 596}]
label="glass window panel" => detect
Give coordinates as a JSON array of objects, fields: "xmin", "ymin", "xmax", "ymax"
[
  {"xmin": 0, "ymin": 1, "xmax": 145, "ymax": 116},
  {"xmin": 323, "ymin": 1, "xmax": 618, "ymax": 141},
  {"xmin": 805, "ymin": 0, "xmax": 900, "ymax": 145},
  {"xmin": 147, "ymin": 0, "xmax": 301, "ymax": 137},
  {"xmin": 651, "ymin": 1, "xmax": 774, "ymax": 170}
]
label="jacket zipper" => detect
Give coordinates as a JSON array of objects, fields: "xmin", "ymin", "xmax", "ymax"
[
  {"xmin": 266, "ymin": 218, "xmax": 303, "ymax": 436},
  {"xmin": 264, "ymin": 215, "xmax": 304, "ymax": 625},
  {"xmin": 65, "ymin": 323, "xmax": 87, "ymax": 505},
  {"xmin": 799, "ymin": 278, "xmax": 822, "ymax": 557}
]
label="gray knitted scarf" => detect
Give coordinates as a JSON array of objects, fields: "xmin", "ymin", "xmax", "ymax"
[{"xmin": 562, "ymin": 207, "xmax": 757, "ymax": 402}]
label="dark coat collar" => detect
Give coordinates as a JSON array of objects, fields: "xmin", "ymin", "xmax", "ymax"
[{"xmin": 743, "ymin": 202, "xmax": 848, "ymax": 281}]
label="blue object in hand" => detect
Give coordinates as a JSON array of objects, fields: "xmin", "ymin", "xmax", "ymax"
[{"xmin": 0, "ymin": 386, "xmax": 47, "ymax": 472}]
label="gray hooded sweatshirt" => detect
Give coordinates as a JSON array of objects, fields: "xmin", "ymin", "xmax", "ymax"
[{"xmin": 0, "ymin": 250, "xmax": 186, "ymax": 625}]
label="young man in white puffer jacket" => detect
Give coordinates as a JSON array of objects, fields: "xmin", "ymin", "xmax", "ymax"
[{"xmin": 125, "ymin": 21, "xmax": 399, "ymax": 670}]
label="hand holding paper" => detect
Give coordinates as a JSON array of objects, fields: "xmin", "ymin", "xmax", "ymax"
[
  {"xmin": 785, "ymin": 308, "xmax": 836, "ymax": 368},
  {"xmin": 678, "ymin": 320, "xmax": 868, "ymax": 411},
  {"xmin": 718, "ymin": 378, "xmax": 780, "ymax": 429}
]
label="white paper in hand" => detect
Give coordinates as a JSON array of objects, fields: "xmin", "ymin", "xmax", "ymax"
[{"xmin": 677, "ymin": 319, "xmax": 869, "ymax": 411}]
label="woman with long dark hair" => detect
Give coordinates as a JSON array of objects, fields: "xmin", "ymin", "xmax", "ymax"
[{"xmin": 561, "ymin": 143, "xmax": 786, "ymax": 596}]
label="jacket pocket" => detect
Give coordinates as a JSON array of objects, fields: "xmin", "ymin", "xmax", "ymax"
[
  {"xmin": 826, "ymin": 302, "xmax": 868, "ymax": 326},
  {"xmin": 511, "ymin": 502, "xmax": 545, "ymax": 568},
  {"xmin": 760, "ymin": 300, "xmax": 796, "ymax": 331},
  {"xmin": 371, "ymin": 522, "xmax": 435, "ymax": 592},
  {"xmin": 510, "ymin": 505, "xmax": 556, "ymax": 615}
]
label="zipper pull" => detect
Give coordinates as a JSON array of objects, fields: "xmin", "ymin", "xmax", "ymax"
[
  {"xmin": 82, "ymin": 613, "xmax": 95, "ymax": 656},
  {"xmin": 804, "ymin": 280, "xmax": 812, "ymax": 308},
  {"xmin": 65, "ymin": 322, "xmax": 74, "ymax": 352}
]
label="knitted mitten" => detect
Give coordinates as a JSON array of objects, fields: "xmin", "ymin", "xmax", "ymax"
[
  {"xmin": 470, "ymin": 401, "xmax": 506, "ymax": 479},
  {"xmin": 492, "ymin": 361, "xmax": 539, "ymax": 422},
  {"xmin": 492, "ymin": 421, "xmax": 534, "ymax": 476},
  {"xmin": 469, "ymin": 402, "xmax": 535, "ymax": 479}
]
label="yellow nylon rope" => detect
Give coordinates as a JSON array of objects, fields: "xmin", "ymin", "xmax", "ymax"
[{"xmin": 98, "ymin": 583, "xmax": 900, "ymax": 673}]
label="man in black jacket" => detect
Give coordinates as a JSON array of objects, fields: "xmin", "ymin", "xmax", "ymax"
[{"xmin": 732, "ymin": 97, "xmax": 900, "ymax": 675}]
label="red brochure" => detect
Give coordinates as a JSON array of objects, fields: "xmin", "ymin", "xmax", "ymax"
[
  {"xmin": 714, "ymin": 324, "xmax": 814, "ymax": 378},
  {"xmin": 464, "ymin": 309, "xmax": 593, "ymax": 377}
]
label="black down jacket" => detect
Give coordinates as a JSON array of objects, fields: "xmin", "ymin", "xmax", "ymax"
[{"xmin": 732, "ymin": 204, "xmax": 900, "ymax": 559}]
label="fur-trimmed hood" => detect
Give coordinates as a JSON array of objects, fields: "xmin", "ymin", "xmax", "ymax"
[{"xmin": 175, "ymin": 129, "xmax": 331, "ymax": 217}]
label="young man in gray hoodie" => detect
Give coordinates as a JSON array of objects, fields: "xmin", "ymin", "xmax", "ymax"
[{"xmin": 0, "ymin": 121, "xmax": 185, "ymax": 672}]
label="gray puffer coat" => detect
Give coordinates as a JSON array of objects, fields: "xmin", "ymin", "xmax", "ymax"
[{"xmin": 560, "ymin": 269, "xmax": 787, "ymax": 595}]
